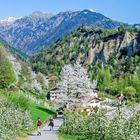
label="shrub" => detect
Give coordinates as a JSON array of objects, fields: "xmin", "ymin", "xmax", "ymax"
[
  {"xmin": 105, "ymin": 86, "xmax": 120, "ymax": 95},
  {"xmin": 0, "ymin": 100, "xmax": 33, "ymax": 140},
  {"xmin": 5, "ymin": 92, "xmax": 31, "ymax": 111},
  {"xmin": 60, "ymin": 109, "xmax": 140, "ymax": 140},
  {"xmin": 123, "ymin": 86, "xmax": 137, "ymax": 101},
  {"xmin": 0, "ymin": 46, "xmax": 16, "ymax": 88}
]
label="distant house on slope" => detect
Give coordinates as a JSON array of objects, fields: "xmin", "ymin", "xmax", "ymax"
[
  {"xmin": 50, "ymin": 87, "xmax": 60, "ymax": 101},
  {"xmin": 50, "ymin": 86, "xmax": 100, "ymax": 108}
]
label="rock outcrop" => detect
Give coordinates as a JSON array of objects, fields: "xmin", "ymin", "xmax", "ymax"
[
  {"xmin": 86, "ymin": 31, "xmax": 136, "ymax": 64},
  {"xmin": 31, "ymin": 26, "xmax": 140, "ymax": 76}
]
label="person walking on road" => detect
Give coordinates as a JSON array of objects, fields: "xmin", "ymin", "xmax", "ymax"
[
  {"xmin": 37, "ymin": 117, "xmax": 42, "ymax": 136},
  {"xmin": 117, "ymin": 93, "xmax": 127, "ymax": 105},
  {"xmin": 48, "ymin": 117, "xmax": 54, "ymax": 131}
]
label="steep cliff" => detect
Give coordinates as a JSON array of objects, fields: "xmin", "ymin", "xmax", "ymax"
[
  {"xmin": 31, "ymin": 26, "xmax": 140, "ymax": 101},
  {"xmin": 31, "ymin": 26, "xmax": 140, "ymax": 76}
]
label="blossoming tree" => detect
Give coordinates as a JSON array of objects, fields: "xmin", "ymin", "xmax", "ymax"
[{"xmin": 55, "ymin": 63, "xmax": 97, "ymax": 107}]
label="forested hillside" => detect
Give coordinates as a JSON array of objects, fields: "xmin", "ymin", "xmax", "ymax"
[
  {"xmin": 0, "ymin": 41, "xmax": 55, "ymax": 140},
  {"xmin": 0, "ymin": 44, "xmax": 16, "ymax": 88},
  {"xmin": 32, "ymin": 26, "xmax": 140, "ymax": 102},
  {"xmin": 0, "ymin": 37, "xmax": 29, "ymax": 61}
]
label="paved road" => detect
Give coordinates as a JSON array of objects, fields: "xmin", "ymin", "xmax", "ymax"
[
  {"xmin": 28, "ymin": 116, "xmax": 63, "ymax": 140},
  {"xmin": 106, "ymin": 103, "xmax": 140, "ymax": 120}
]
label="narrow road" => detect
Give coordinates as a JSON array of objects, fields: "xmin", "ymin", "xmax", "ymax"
[
  {"xmin": 28, "ymin": 115, "xmax": 63, "ymax": 140},
  {"xmin": 106, "ymin": 103, "xmax": 140, "ymax": 120}
]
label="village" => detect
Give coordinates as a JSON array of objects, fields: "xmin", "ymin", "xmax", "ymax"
[{"xmin": 49, "ymin": 63, "xmax": 126, "ymax": 115}]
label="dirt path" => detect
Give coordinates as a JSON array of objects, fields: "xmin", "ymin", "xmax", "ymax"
[{"xmin": 28, "ymin": 115, "xmax": 63, "ymax": 140}]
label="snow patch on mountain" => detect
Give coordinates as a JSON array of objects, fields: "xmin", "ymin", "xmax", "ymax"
[
  {"xmin": 0, "ymin": 16, "xmax": 22, "ymax": 25},
  {"xmin": 89, "ymin": 9, "xmax": 96, "ymax": 12}
]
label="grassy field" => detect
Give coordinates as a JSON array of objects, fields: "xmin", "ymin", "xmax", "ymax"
[
  {"xmin": 0, "ymin": 89, "xmax": 56, "ymax": 137},
  {"xmin": 30, "ymin": 102, "xmax": 56, "ymax": 127}
]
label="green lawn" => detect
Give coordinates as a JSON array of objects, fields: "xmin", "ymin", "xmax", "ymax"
[
  {"xmin": 0, "ymin": 90, "xmax": 56, "ymax": 125},
  {"xmin": 30, "ymin": 102, "xmax": 56, "ymax": 126},
  {"xmin": 18, "ymin": 102, "xmax": 56, "ymax": 137},
  {"xmin": 0, "ymin": 89, "xmax": 56, "ymax": 137}
]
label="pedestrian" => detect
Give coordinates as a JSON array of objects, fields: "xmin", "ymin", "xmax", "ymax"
[
  {"xmin": 117, "ymin": 93, "xmax": 126, "ymax": 105},
  {"xmin": 37, "ymin": 117, "xmax": 42, "ymax": 135},
  {"xmin": 48, "ymin": 117, "xmax": 54, "ymax": 131}
]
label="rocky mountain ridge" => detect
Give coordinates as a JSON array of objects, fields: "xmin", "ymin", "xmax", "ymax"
[{"xmin": 0, "ymin": 9, "xmax": 125, "ymax": 55}]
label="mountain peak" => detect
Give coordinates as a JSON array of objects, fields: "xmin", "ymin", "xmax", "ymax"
[
  {"xmin": 0, "ymin": 9, "xmax": 124, "ymax": 55},
  {"xmin": 88, "ymin": 9, "xmax": 96, "ymax": 12},
  {"xmin": 82, "ymin": 9, "xmax": 96, "ymax": 13},
  {"xmin": 29, "ymin": 11, "xmax": 53, "ymax": 19}
]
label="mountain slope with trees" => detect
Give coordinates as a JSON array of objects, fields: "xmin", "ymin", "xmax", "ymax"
[
  {"xmin": 0, "ymin": 10, "xmax": 126, "ymax": 55},
  {"xmin": 0, "ymin": 37, "xmax": 29, "ymax": 61},
  {"xmin": 0, "ymin": 39, "xmax": 55, "ymax": 140},
  {"xmin": 0, "ymin": 44, "xmax": 16, "ymax": 88},
  {"xmin": 32, "ymin": 26, "xmax": 140, "ymax": 102}
]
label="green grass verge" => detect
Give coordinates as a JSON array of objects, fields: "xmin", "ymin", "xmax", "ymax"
[
  {"xmin": 58, "ymin": 134, "xmax": 93, "ymax": 140},
  {"xmin": 0, "ymin": 89, "xmax": 56, "ymax": 137},
  {"xmin": 18, "ymin": 104, "xmax": 56, "ymax": 137},
  {"xmin": 18, "ymin": 102, "xmax": 56, "ymax": 137},
  {"xmin": 30, "ymin": 102, "xmax": 56, "ymax": 126}
]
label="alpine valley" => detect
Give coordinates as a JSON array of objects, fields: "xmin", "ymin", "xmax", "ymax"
[{"xmin": 1, "ymin": 8, "xmax": 140, "ymax": 140}]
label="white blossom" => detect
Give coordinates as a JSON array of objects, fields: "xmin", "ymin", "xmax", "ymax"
[
  {"xmin": 0, "ymin": 100, "xmax": 33, "ymax": 140},
  {"xmin": 55, "ymin": 63, "xmax": 97, "ymax": 107},
  {"xmin": 31, "ymin": 79, "xmax": 42, "ymax": 92}
]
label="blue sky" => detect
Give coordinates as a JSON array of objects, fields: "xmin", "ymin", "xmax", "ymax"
[{"xmin": 0, "ymin": 0, "xmax": 140, "ymax": 24}]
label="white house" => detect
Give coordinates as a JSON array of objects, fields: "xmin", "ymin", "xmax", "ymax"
[{"xmin": 50, "ymin": 87, "xmax": 60, "ymax": 101}]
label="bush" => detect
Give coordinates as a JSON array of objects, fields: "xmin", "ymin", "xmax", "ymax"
[
  {"xmin": 5, "ymin": 92, "xmax": 31, "ymax": 111},
  {"xmin": 60, "ymin": 109, "xmax": 140, "ymax": 140},
  {"xmin": 105, "ymin": 86, "xmax": 120, "ymax": 95},
  {"xmin": 0, "ymin": 46, "xmax": 16, "ymax": 88},
  {"xmin": 123, "ymin": 86, "xmax": 137, "ymax": 101},
  {"xmin": 0, "ymin": 100, "xmax": 33, "ymax": 140}
]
